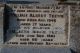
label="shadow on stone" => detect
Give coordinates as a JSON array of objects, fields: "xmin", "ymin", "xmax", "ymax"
[
  {"xmin": 4, "ymin": 4, "xmax": 20, "ymax": 43},
  {"xmin": 70, "ymin": 49, "xmax": 77, "ymax": 53}
]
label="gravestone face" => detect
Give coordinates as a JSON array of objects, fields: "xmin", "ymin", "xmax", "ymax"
[
  {"xmin": 0, "ymin": 1, "xmax": 80, "ymax": 53},
  {"xmin": 0, "ymin": 3, "xmax": 71, "ymax": 53},
  {"xmin": 4, "ymin": 4, "xmax": 70, "ymax": 47}
]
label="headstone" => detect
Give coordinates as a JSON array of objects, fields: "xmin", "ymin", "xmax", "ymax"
[{"xmin": 4, "ymin": 3, "xmax": 70, "ymax": 47}]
